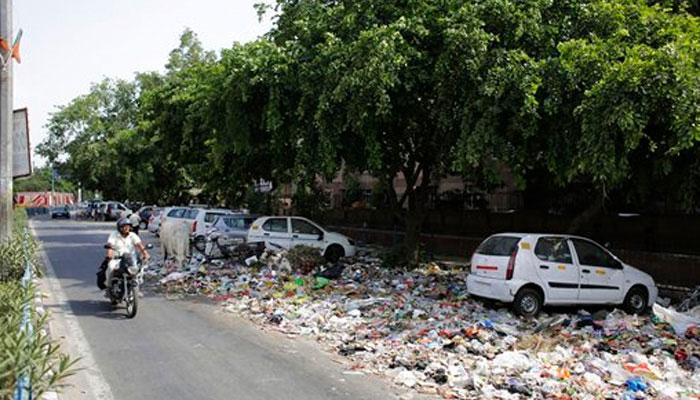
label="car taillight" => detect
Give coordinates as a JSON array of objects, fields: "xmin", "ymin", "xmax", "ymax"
[
  {"xmin": 506, "ymin": 249, "xmax": 518, "ymax": 280},
  {"xmin": 192, "ymin": 221, "xmax": 197, "ymax": 233}
]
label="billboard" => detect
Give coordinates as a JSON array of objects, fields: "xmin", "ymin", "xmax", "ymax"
[{"xmin": 13, "ymin": 108, "xmax": 31, "ymax": 178}]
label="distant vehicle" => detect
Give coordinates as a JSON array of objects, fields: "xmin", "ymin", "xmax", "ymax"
[
  {"xmin": 50, "ymin": 206, "xmax": 71, "ymax": 219},
  {"xmin": 95, "ymin": 201, "xmax": 131, "ymax": 221},
  {"xmin": 247, "ymin": 216, "xmax": 356, "ymax": 262},
  {"xmin": 466, "ymin": 233, "xmax": 658, "ymax": 317},
  {"xmin": 106, "ymin": 202, "xmax": 131, "ymax": 221}
]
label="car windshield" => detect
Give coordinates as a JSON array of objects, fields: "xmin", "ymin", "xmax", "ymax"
[
  {"xmin": 219, "ymin": 216, "xmax": 252, "ymax": 229},
  {"xmin": 476, "ymin": 236, "xmax": 520, "ymax": 256}
]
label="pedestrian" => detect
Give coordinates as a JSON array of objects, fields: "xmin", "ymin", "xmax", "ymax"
[{"xmin": 128, "ymin": 212, "xmax": 141, "ymax": 235}]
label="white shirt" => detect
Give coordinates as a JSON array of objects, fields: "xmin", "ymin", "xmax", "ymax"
[
  {"xmin": 129, "ymin": 213, "xmax": 141, "ymax": 226},
  {"xmin": 107, "ymin": 231, "xmax": 142, "ymax": 257}
]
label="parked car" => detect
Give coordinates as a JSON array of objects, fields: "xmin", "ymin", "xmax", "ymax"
[
  {"xmin": 96, "ymin": 201, "xmax": 131, "ymax": 221},
  {"xmin": 466, "ymin": 233, "xmax": 658, "ymax": 317},
  {"xmin": 189, "ymin": 208, "xmax": 237, "ymax": 249},
  {"xmin": 194, "ymin": 214, "xmax": 258, "ymax": 254},
  {"xmin": 136, "ymin": 205, "xmax": 158, "ymax": 229},
  {"xmin": 157, "ymin": 206, "xmax": 193, "ymax": 235},
  {"xmin": 247, "ymin": 216, "xmax": 356, "ymax": 262},
  {"xmin": 50, "ymin": 206, "xmax": 71, "ymax": 219}
]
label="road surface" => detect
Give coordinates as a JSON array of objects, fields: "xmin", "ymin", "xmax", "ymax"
[{"xmin": 33, "ymin": 217, "xmax": 415, "ymax": 400}]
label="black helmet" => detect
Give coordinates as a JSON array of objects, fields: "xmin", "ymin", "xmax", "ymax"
[{"xmin": 117, "ymin": 217, "xmax": 131, "ymax": 230}]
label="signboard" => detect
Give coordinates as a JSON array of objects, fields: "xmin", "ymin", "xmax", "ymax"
[{"xmin": 13, "ymin": 108, "xmax": 31, "ymax": 178}]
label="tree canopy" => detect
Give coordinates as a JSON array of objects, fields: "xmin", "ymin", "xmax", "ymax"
[{"xmin": 38, "ymin": 1, "xmax": 700, "ymax": 259}]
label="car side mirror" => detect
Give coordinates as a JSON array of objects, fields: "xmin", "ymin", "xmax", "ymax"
[{"xmin": 318, "ymin": 232, "xmax": 324, "ymax": 241}]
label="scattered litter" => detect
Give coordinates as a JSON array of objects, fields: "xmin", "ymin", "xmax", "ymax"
[{"xmin": 145, "ymin": 246, "xmax": 700, "ymax": 399}]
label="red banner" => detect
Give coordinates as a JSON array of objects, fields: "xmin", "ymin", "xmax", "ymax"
[{"xmin": 14, "ymin": 192, "xmax": 74, "ymax": 207}]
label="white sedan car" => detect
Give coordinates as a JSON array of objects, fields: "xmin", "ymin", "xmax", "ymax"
[
  {"xmin": 467, "ymin": 233, "xmax": 658, "ymax": 317},
  {"xmin": 247, "ymin": 216, "xmax": 356, "ymax": 262}
]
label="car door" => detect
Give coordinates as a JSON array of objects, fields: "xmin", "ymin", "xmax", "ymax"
[
  {"xmin": 533, "ymin": 236, "xmax": 580, "ymax": 302},
  {"xmin": 260, "ymin": 217, "xmax": 291, "ymax": 250},
  {"xmin": 290, "ymin": 218, "xmax": 325, "ymax": 250},
  {"xmin": 571, "ymin": 238, "xmax": 625, "ymax": 303}
]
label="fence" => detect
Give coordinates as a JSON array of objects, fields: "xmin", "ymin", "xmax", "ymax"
[
  {"xmin": 14, "ymin": 229, "xmax": 34, "ymax": 400},
  {"xmin": 319, "ymin": 209, "xmax": 700, "ymax": 256}
]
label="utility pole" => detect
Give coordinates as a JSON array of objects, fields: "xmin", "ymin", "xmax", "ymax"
[{"xmin": 0, "ymin": 0, "xmax": 13, "ymax": 242}]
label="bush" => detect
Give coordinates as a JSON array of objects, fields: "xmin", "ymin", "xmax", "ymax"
[
  {"xmin": 380, "ymin": 243, "xmax": 428, "ymax": 270},
  {"xmin": 286, "ymin": 246, "xmax": 324, "ymax": 274},
  {"xmin": 0, "ymin": 282, "xmax": 78, "ymax": 398},
  {"xmin": 0, "ymin": 236, "xmax": 39, "ymax": 283},
  {"xmin": 0, "ymin": 210, "xmax": 77, "ymax": 398}
]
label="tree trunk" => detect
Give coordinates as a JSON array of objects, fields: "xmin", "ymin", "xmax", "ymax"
[
  {"xmin": 404, "ymin": 205, "xmax": 424, "ymax": 267},
  {"xmin": 402, "ymin": 166, "xmax": 430, "ymax": 267}
]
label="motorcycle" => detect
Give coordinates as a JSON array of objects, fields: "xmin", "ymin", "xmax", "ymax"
[
  {"xmin": 105, "ymin": 254, "xmax": 144, "ymax": 318},
  {"xmin": 99, "ymin": 243, "xmax": 153, "ymax": 318}
]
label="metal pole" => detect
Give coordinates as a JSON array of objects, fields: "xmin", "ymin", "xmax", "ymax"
[
  {"xmin": 50, "ymin": 165, "xmax": 54, "ymax": 206},
  {"xmin": 0, "ymin": 0, "xmax": 12, "ymax": 242}
]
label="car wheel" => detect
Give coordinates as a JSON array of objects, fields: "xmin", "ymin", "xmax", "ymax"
[
  {"xmin": 324, "ymin": 244, "xmax": 344, "ymax": 263},
  {"xmin": 623, "ymin": 286, "xmax": 648, "ymax": 315},
  {"xmin": 513, "ymin": 288, "xmax": 543, "ymax": 318}
]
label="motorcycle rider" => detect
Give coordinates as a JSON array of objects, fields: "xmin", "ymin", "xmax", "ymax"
[{"xmin": 104, "ymin": 217, "xmax": 149, "ymax": 288}]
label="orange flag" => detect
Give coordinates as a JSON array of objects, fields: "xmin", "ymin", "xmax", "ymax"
[
  {"xmin": 11, "ymin": 40, "xmax": 20, "ymax": 63},
  {"xmin": 11, "ymin": 29, "xmax": 21, "ymax": 63}
]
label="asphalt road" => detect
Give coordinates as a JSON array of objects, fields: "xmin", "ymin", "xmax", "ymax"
[{"xmin": 33, "ymin": 217, "xmax": 412, "ymax": 400}]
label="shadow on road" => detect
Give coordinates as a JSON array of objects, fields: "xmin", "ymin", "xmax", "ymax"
[{"xmin": 48, "ymin": 299, "xmax": 135, "ymax": 320}]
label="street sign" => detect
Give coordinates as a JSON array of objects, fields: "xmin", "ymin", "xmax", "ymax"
[{"xmin": 13, "ymin": 107, "xmax": 30, "ymax": 178}]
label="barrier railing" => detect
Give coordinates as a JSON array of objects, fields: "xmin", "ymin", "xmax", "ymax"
[{"xmin": 14, "ymin": 229, "xmax": 34, "ymax": 400}]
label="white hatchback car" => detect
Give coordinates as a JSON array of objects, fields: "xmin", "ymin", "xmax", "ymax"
[
  {"xmin": 247, "ymin": 216, "xmax": 356, "ymax": 262},
  {"xmin": 467, "ymin": 233, "xmax": 657, "ymax": 317}
]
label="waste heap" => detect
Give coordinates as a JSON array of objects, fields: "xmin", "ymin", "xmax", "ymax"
[{"xmin": 145, "ymin": 248, "xmax": 700, "ymax": 399}]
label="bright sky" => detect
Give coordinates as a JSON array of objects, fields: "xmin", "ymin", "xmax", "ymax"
[{"xmin": 14, "ymin": 0, "xmax": 273, "ymax": 166}]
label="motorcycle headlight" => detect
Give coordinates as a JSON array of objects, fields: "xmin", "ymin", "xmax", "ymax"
[{"xmin": 127, "ymin": 266, "xmax": 140, "ymax": 275}]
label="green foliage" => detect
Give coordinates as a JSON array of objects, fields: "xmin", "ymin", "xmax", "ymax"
[
  {"xmin": 285, "ymin": 245, "xmax": 324, "ymax": 274},
  {"xmin": 0, "ymin": 282, "xmax": 79, "ymax": 399},
  {"xmin": 13, "ymin": 166, "xmax": 75, "ymax": 193},
  {"xmin": 0, "ymin": 210, "xmax": 77, "ymax": 397},
  {"xmin": 244, "ymin": 187, "xmax": 274, "ymax": 215},
  {"xmin": 342, "ymin": 174, "xmax": 363, "ymax": 207},
  {"xmin": 0, "ymin": 210, "xmax": 39, "ymax": 282},
  {"xmin": 292, "ymin": 184, "xmax": 329, "ymax": 219},
  {"xmin": 38, "ymin": 2, "xmax": 700, "ymax": 243}
]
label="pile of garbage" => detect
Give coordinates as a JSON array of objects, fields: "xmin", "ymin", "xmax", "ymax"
[{"xmin": 145, "ymin": 248, "xmax": 700, "ymax": 399}]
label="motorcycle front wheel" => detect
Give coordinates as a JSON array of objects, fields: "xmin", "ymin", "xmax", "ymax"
[{"xmin": 125, "ymin": 288, "xmax": 138, "ymax": 318}]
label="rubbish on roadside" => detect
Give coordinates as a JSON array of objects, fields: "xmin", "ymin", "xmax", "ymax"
[
  {"xmin": 653, "ymin": 303, "xmax": 700, "ymax": 336},
  {"xmin": 145, "ymin": 245, "xmax": 700, "ymax": 400},
  {"xmin": 678, "ymin": 286, "xmax": 700, "ymax": 312}
]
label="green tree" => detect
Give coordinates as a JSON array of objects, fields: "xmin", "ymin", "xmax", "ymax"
[{"xmin": 259, "ymin": 0, "xmax": 700, "ymax": 262}]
